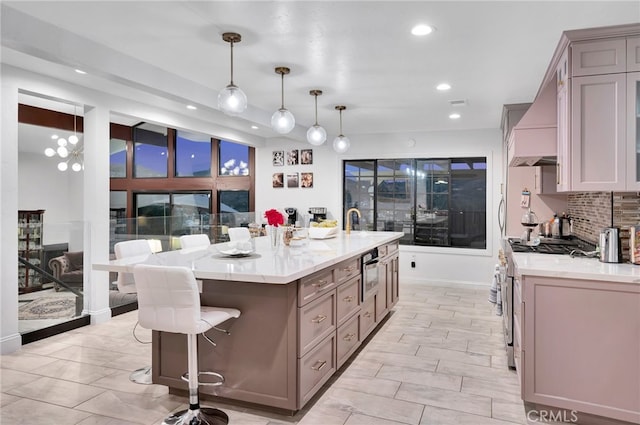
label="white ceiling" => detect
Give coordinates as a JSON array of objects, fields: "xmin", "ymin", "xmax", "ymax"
[{"xmin": 3, "ymin": 1, "xmax": 640, "ymax": 148}]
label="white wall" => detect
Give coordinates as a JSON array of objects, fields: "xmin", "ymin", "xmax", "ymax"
[{"xmin": 256, "ymin": 128, "xmax": 504, "ymax": 286}]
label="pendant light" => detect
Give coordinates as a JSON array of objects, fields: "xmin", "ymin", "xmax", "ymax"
[
  {"xmin": 45, "ymin": 105, "xmax": 83, "ymax": 172},
  {"xmin": 332, "ymin": 105, "xmax": 350, "ymax": 153},
  {"xmin": 271, "ymin": 66, "xmax": 295, "ymax": 134},
  {"xmin": 218, "ymin": 32, "xmax": 247, "ymax": 116},
  {"xmin": 306, "ymin": 90, "xmax": 327, "ymax": 146}
]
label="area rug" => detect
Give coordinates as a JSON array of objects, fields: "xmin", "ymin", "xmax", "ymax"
[{"xmin": 18, "ymin": 297, "xmax": 76, "ymax": 320}]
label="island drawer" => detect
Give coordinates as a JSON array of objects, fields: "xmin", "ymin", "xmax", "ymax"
[
  {"xmin": 298, "ymin": 333, "xmax": 335, "ymax": 407},
  {"xmin": 298, "ymin": 290, "xmax": 336, "ymax": 356},
  {"xmin": 335, "ymin": 257, "xmax": 360, "ymax": 286},
  {"xmin": 337, "ymin": 313, "xmax": 360, "ymax": 368},
  {"xmin": 360, "ymin": 295, "xmax": 377, "ymax": 339},
  {"xmin": 299, "ymin": 268, "xmax": 336, "ymax": 306},
  {"xmin": 337, "ymin": 275, "xmax": 360, "ymax": 326}
]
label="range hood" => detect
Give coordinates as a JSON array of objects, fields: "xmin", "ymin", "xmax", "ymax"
[{"xmin": 508, "ymin": 80, "xmax": 557, "ymax": 167}]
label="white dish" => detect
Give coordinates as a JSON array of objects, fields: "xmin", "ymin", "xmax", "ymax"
[
  {"xmin": 218, "ymin": 249, "xmax": 253, "ymax": 257},
  {"xmin": 308, "ymin": 227, "xmax": 338, "ymax": 239}
]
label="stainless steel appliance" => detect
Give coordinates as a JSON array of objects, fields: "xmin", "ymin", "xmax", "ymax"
[
  {"xmin": 502, "ymin": 237, "xmax": 596, "ymax": 368},
  {"xmin": 284, "ymin": 207, "xmax": 297, "ymax": 226},
  {"xmin": 361, "ymin": 248, "xmax": 379, "ymax": 301},
  {"xmin": 599, "ymin": 227, "xmax": 622, "ymax": 263},
  {"xmin": 308, "ymin": 207, "xmax": 327, "ymax": 223}
]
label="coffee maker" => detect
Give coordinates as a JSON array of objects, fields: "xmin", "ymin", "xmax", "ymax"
[
  {"xmin": 308, "ymin": 207, "xmax": 327, "ymax": 223},
  {"xmin": 284, "ymin": 207, "xmax": 297, "ymax": 226}
]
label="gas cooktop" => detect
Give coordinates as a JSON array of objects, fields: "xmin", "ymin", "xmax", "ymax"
[{"xmin": 507, "ymin": 238, "xmax": 596, "ymax": 255}]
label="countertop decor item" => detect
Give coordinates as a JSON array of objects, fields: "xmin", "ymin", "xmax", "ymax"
[{"xmin": 264, "ymin": 209, "xmax": 285, "ymax": 249}]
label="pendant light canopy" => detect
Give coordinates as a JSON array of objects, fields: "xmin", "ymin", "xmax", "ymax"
[
  {"xmin": 332, "ymin": 105, "xmax": 350, "ymax": 153},
  {"xmin": 271, "ymin": 66, "xmax": 295, "ymax": 134},
  {"xmin": 306, "ymin": 90, "xmax": 327, "ymax": 146},
  {"xmin": 218, "ymin": 32, "xmax": 247, "ymax": 116}
]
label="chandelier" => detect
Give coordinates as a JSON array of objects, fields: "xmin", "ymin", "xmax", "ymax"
[{"xmin": 44, "ymin": 107, "xmax": 83, "ymax": 172}]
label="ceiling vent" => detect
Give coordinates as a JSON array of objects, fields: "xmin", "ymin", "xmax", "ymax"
[{"xmin": 448, "ymin": 99, "xmax": 467, "ymax": 107}]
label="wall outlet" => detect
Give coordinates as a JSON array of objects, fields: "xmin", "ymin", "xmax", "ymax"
[{"xmin": 411, "ymin": 261, "xmax": 416, "ymax": 268}]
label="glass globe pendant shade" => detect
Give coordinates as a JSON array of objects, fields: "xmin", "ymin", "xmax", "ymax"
[
  {"xmin": 218, "ymin": 84, "xmax": 247, "ymax": 116},
  {"xmin": 44, "ymin": 147, "xmax": 56, "ymax": 157},
  {"xmin": 71, "ymin": 162, "xmax": 82, "ymax": 172},
  {"xmin": 58, "ymin": 162, "xmax": 68, "ymax": 171},
  {"xmin": 57, "ymin": 146, "xmax": 69, "ymax": 158},
  {"xmin": 271, "ymin": 108, "xmax": 295, "ymax": 134},
  {"xmin": 68, "ymin": 134, "xmax": 79, "ymax": 145},
  {"xmin": 333, "ymin": 135, "xmax": 350, "ymax": 153},
  {"xmin": 57, "ymin": 138, "xmax": 67, "ymax": 147},
  {"xmin": 306, "ymin": 125, "xmax": 327, "ymax": 146}
]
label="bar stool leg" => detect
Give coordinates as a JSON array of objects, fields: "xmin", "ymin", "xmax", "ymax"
[
  {"xmin": 162, "ymin": 334, "xmax": 229, "ymax": 425},
  {"xmin": 129, "ymin": 365, "xmax": 152, "ymax": 384}
]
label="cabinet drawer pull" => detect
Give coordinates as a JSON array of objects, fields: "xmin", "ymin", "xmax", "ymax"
[
  {"xmin": 311, "ymin": 360, "xmax": 327, "ymax": 372},
  {"xmin": 343, "ymin": 295, "xmax": 355, "ymax": 303},
  {"xmin": 311, "ymin": 315, "xmax": 327, "ymax": 324},
  {"xmin": 363, "ymin": 311, "xmax": 371, "ymax": 318},
  {"xmin": 343, "ymin": 333, "xmax": 356, "ymax": 342},
  {"xmin": 312, "ymin": 279, "xmax": 329, "ymax": 288},
  {"xmin": 342, "ymin": 265, "xmax": 356, "ymax": 273}
]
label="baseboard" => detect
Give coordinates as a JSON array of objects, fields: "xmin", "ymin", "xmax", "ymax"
[
  {"xmin": 401, "ymin": 276, "xmax": 490, "ymax": 287},
  {"xmin": 0, "ymin": 332, "xmax": 22, "ymax": 354}
]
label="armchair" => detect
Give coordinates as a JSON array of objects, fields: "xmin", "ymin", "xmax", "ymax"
[{"xmin": 48, "ymin": 251, "xmax": 83, "ymax": 292}]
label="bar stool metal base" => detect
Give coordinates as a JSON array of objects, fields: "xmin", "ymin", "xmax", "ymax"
[
  {"xmin": 129, "ymin": 365, "xmax": 152, "ymax": 385},
  {"xmin": 162, "ymin": 406, "xmax": 229, "ymax": 425}
]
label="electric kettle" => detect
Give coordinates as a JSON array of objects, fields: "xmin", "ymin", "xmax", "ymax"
[{"xmin": 599, "ymin": 227, "xmax": 622, "ymax": 263}]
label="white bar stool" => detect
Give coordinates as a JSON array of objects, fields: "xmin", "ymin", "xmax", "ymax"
[
  {"xmin": 133, "ymin": 264, "xmax": 240, "ymax": 425},
  {"xmin": 179, "ymin": 234, "xmax": 211, "ymax": 249},
  {"xmin": 114, "ymin": 239, "xmax": 154, "ymax": 384}
]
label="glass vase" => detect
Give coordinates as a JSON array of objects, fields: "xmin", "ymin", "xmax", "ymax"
[{"xmin": 268, "ymin": 225, "xmax": 281, "ymax": 249}]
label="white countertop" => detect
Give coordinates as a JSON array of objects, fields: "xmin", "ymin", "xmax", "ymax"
[
  {"xmin": 511, "ymin": 252, "xmax": 640, "ymax": 284},
  {"xmin": 93, "ymin": 231, "xmax": 403, "ymax": 284}
]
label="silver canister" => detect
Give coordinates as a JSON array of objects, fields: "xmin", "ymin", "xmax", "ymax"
[{"xmin": 599, "ymin": 227, "xmax": 622, "ymax": 263}]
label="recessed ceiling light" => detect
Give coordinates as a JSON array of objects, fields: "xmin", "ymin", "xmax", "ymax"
[
  {"xmin": 449, "ymin": 113, "xmax": 461, "ymax": 120},
  {"xmin": 436, "ymin": 83, "xmax": 451, "ymax": 91},
  {"xmin": 74, "ymin": 69, "xmax": 86, "ymax": 74},
  {"xmin": 251, "ymin": 125, "xmax": 259, "ymax": 130},
  {"xmin": 186, "ymin": 105, "xmax": 197, "ymax": 110},
  {"xmin": 411, "ymin": 24, "xmax": 434, "ymax": 36}
]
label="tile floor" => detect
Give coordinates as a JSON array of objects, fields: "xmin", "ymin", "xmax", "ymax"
[{"xmin": 1, "ymin": 281, "xmax": 528, "ymax": 425}]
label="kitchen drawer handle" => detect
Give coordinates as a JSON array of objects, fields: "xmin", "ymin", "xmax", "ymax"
[
  {"xmin": 343, "ymin": 295, "xmax": 355, "ymax": 303},
  {"xmin": 311, "ymin": 360, "xmax": 327, "ymax": 372},
  {"xmin": 343, "ymin": 333, "xmax": 356, "ymax": 341},
  {"xmin": 363, "ymin": 311, "xmax": 371, "ymax": 318},
  {"xmin": 312, "ymin": 279, "xmax": 329, "ymax": 288},
  {"xmin": 311, "ymin": 315, "xmax": 327, "ymax": 324},
  {"xmin": 342, "ymin": 265, "xmax": 356, "ymax": 272}
]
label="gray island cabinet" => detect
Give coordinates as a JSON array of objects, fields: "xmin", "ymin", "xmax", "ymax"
[{"xmin": 95, "ymin": 231, "xmax": 402, "ymax": 413}]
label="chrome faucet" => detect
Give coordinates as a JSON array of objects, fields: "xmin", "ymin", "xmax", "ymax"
[{"xmin": 345, "ymin": 208, "xmax": 361, "ymax": 235}]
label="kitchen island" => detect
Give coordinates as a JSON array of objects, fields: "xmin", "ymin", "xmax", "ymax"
[
  {"xmin": 94, "ymin": 231, "xmax": 402, "ymax": 413},
  {"xmin": 509, "ymin": 252, "xmax": 640, "ymax": 424}
]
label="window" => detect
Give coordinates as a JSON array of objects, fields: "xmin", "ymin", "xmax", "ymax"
[
  {"xmin": 219, "ymin": 140, "xmax": 249, "ymax": 176},
  {"xmin": 175, "ymin": 130, "xmax": 211, "ymax": 177},
  {"xmin": 110, "ymin": 138, "xmax": 127, "ymax": 178},
  {"xmin": 343, "ymin": 157, "xmax": 486, "ymax": 249},
  {"xmin": 133, "ymin": 123, "xmax": 168, "ymax": 178}
]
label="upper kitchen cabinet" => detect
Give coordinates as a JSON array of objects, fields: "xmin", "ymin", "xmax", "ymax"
[{"xmin": 548, "ymin": 25, "xmax": 640, "ymax": 192}]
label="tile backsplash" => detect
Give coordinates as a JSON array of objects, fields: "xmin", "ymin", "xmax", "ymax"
[{"xmin": 568, "ymin": 192, "xmax": 640, "ymax": 262}]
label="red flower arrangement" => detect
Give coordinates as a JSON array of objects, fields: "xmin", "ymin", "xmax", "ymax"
[{"xmin": 264, "ymin": 209, "xmax": 285, "ymax": 227}]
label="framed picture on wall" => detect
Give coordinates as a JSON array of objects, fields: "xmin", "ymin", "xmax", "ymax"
[
  {"xmin": 301, "ymin": 172, "xmax": 313, "ymax": 188},
  {"xmin": 272, "ymin": 150, "xmax": 284, "ymax": 166},
  {"xmin": 300, "ymin": 149, "xmax": 313, "ymax": 165},
  {"xmin": 272, "ymin": 173, "xmax": 284, "ymax": 188},
  {"xmin": 287, "ymin": 172, "xmax": 299, "ymax": 188},
  {"xmin": 287, "ymin": 149, "xmax": 299, "ymax": 165}
]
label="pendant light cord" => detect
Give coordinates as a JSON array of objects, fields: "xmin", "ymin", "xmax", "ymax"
[
  {"xmin": 229, "ymin": 40, "xmax": 235, "ymax": 86},
  {"xmin": 339, "ymin": 109, "xmax": 343, "ymax": 136},
  {"xmin": 314, "ymin": 93, "xmax": 319, "ymax": 125},
  {"xmin": 280, "ymin": 72, "xmax": 285, "ymax": 109}
]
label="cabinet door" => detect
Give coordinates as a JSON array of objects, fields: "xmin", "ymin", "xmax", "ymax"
[
  {"xmin": 627, "ymin": 36, "xmax": 640, "ymax": 72},
  {"xmin": 570, "ymin": 73, "xmax": 626, "ymax": 191},
  {"xmin": 571, "ymin": 38, "xmax": 626, "ymax": 76},
  {"xmin": 627, "ymin": 72, "xmax": 640, "ymax": 190},
  {"xmin": 556, "ymin": 50, "xmax": 571, "ymax": 192}
]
